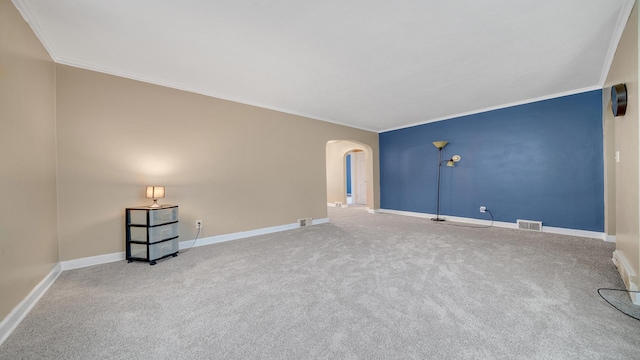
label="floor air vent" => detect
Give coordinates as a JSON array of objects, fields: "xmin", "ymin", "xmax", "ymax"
[
  {"xmin": 298, "ymin": 218, "xmax": 312, "ymax": 227},
  {"xmin": 517, "ymin": 219, "xmax": 543, "ymax": 232}
]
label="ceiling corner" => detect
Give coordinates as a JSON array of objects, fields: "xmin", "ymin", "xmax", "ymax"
[
  {"xmin": 597, "ymin": 0, "xmax": 636, "ymax": 87},
  {"xmin": 11, "ymin": 0, "xmax": 59, "ymax": 61}
]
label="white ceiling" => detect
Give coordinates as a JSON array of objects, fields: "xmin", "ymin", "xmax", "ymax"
[{"xmin": 13, "ymin": 0, "xmax": 634, "ymax": 132}]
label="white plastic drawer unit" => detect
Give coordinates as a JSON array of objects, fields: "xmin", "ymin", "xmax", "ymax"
[
  {"xmin": 129, "ymin": 222, "xmax": 178, "ymax": 243},
  {"xmin": 130, "ymin": 239, "xmax": 179, "ymax": 261},
  {"xmin": 126, "ymin": 205, "xmax": 179, "ymax": 265},
  {"xmin": 128, "ymin": 207, "xmax": 178, "ymax": 226}
]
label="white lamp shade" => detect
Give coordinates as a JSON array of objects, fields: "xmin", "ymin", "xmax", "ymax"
[
  {"xmin": 446, "ymin": 155, "xmax": 461, "ymax": 167},
  {"xmin": 432, "ymin": 141, "xmax": 448, "ymax": 150},
  {"xmin": 145, "ymin": 186, "xmax": 165, "ymax": 199}
]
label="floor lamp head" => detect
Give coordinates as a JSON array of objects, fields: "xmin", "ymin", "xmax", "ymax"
[
  {"xmin": 432, "ymin": 141, "xmax": 448, "ymax": 150},
  {"xmin": 446, "ymin": 155, "xmax": 461, "ymax": 167}
]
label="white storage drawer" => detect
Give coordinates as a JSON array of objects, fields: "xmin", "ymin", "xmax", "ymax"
[
  {"xmin": 129, "ymin": 207, "xmax": 179, "ymax": 226},
  {"xmin": 130, "ymin": 222, "xmax": 178, "ymax": 243},
  {"xmin": 126, "ymin": 205, "xmax": 179, "ymax": 265},
  {"xmin": 130, "ymin": 239, "xmax": 179, "ymax": 261}
]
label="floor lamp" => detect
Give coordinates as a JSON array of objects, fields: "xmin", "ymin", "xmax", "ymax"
[{"xmin": 431, "ymin": 141, "xmax": 461, "ymax": 221}]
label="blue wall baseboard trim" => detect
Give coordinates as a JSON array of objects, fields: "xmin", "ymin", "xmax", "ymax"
[{"xmin": 378, "ymin": 209, "xmax": 606, "ymax": 240}]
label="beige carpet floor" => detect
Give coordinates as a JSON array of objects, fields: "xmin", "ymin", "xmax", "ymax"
[{"xmin": 1, "ymin": 206, "xmax": 638, "ymax": 359}]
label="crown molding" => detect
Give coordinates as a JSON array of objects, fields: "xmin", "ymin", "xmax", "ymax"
[
  {"xmin": 598, "ymin": 0, "xmax": 636, "ymax": 87},
  {"xmin": 380, "ymin": 85, "xmax": 602, "ymax": 133}
]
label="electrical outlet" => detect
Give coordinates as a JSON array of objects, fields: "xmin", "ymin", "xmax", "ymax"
[
  {"xmin": 479, "ymin": 206, "xmax": 486, "ymax": 213},
  {"xmin": 195, "ymin": 220, "xmax": 202, "ymax": 228}
]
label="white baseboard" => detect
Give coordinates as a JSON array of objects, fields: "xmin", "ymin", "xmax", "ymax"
[
  {"xmin": 378, "ymin": 209, "xmax": 515, "ymax": 227},
  {"xmin": 312, "ymin": 218, "xmax": 330, "ymax": 225},
  {"xmin": 378, "ymin": 209, "xmax": 606, "ymax": 240},
  {"xmin": 61, "ymin": 252, "xmax": 125, "ymax": 271},
  {"xmin": 0, "ymin": 263, "xmax": 62, "ymax": 346},
  {"xmin": 541, "ymin": 226, "xmax": 605, "ymax": 240},
  {"xmin": 612, "ymin": 250, "xmax": 640, "ymax": 305},
  {"xmin": 605, "ymin": 235, "xmax": 616, "ymax": 243},
  {"xmin": 327, "ymin": 202, "xmax": 348, "ymax": 208},
  {"xmin": 1, "ymin": 217, "xmax": 329, "ymax": 346},
  {"xmin": 179, "ymin": 218, "xmax": 329, "ymax": 250},
  {"xmin": 328, "ymin": 203, "xmax": 368, "ymax": 209}
]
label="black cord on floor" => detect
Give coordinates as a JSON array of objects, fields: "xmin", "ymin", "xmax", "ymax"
[
  {"xmin": 179, "ymin": 227, "xmax": 201, "ymax": 254},
  {"xmin": 597, "ymin": 288, "xmax": 640, "ymax": 321},
  {"xmin": 437, "ymin": 209, "xmax": 495, "ymax": 229}
]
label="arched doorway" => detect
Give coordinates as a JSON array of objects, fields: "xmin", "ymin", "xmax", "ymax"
[{"xmin": 325, "ymin": 140, "xmax": 375, "ymax": 212}]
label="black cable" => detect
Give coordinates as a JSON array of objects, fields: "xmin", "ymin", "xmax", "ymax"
[
  {"xmin": 179, "ymin": 227, "xmax": 201, "ymax": 254},
  {"xmin": 597, "ymin": 288, "xmax": 640, "ymax": 321},
  {"xmin": 436, "ymin": 209, "xmax": 495, "ymax": 229}
]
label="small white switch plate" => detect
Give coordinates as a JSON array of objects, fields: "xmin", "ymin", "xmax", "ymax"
[{"xmin": 615, "ymin": 151, "xmax": 620, "ymax": 163}]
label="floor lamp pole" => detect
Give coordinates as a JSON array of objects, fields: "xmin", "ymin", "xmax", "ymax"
[
  {"xmin": 433, "ymin": 148, "xmax": 444, "ymax": 221},
  {"xmin": 431, "ymin": 141, "xmax": 460, "ymax": 222}
]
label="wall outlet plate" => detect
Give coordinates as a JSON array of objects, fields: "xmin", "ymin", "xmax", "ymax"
[
  {"xmin": 479, "ymin": 206, "xmax": 486, "ymax": 213},
  {"xmin": 195, "ymin": 220, "xmax": 202, "ymax": 228}
]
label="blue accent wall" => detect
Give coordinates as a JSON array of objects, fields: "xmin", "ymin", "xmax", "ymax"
[
  {"xmin": 380, "ymin": 90, "xmax": 604, "ymax": 232},
  {"xmin": 346, "ymin": 154, "xmax": 352, "ymax": 195}
]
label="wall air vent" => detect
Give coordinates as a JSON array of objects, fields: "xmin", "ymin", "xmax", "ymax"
[
  {"xmin": 517, "ymin": 219, "xmax": 543, "ymax": 232},
  {"xmin": 298, "ymin": 218, "xmax": 312, "ymax": 227}
]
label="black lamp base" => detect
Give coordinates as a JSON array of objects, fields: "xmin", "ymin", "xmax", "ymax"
[{"xmin": 431, "ymin": 218, "xmax": 445, "ymax": 222}]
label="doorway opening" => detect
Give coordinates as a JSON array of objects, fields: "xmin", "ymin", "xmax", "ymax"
[
  {"xmin": 346, "ymin": 150, "xmax": 366, "ymax": 206},
  {"xmin": 326, "ymin": 140, "xmax": 375, "ymax": 212}
]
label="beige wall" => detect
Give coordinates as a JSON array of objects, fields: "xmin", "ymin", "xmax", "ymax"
[
  {"xmin": 603, "ymin": 98, "xmax": 616, "ymax": 237},
  {"xmin": 326, "ymin": 140, "xmax": 378, "ymax": 209},
  {"xmin": 0, "ymin": 0, "xmax": 59, "ymax": 319},
  {"xmin": 605, "ymin": 1, "xmax": 639, "ymax": 288},
  {"xmin": 55, "ymin": 65, "xmax": 379, "ymax": 261}
]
